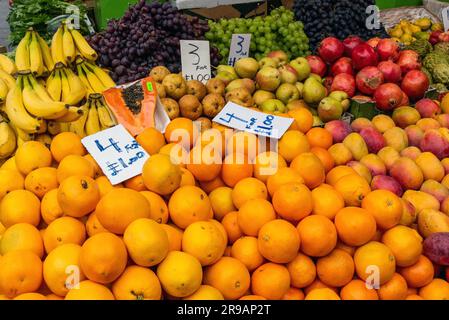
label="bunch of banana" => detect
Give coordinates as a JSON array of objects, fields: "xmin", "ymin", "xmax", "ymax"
[
  {"xmin": 0, "ymin": 54, "xmax": 17, "ymax": 75},
  {"xmin": 46, "ymin": 63, "xmax": 86, "ymax": 106},
  {"xmin": 0, "ymin": 115, "xmax": 17, "ymax": 159},
  {"xmin": 52, "ymin": 22, "xmax": 97, "ymax": 66},
  {"xmin": 15, "ymin": 28, "xmax": 54, "ymax": 76},
  {"xmin": 69, "ymin": 94, "xmax": 117, "ymax": 137},
  {"xmin": 0, "ymin": 78, "xmax": 8, "ymax": 103},
  {"xmin": 76, "ymin": 57, "xmax": 116, "ymax": 94}
]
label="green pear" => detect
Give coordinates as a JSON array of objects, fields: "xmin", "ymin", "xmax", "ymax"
[
  {"xmin": 217, "ymin": 65, "xmax": 238, "ymax": 77},
  {"xmin": 260, "ymin": 99, "xmax": 286, "ymax": 114},
  {"xmin": 303, "ymin": 78, "xmax": 326, "ymax": 106},
  {"xmin": 329, "ymin": 90, "xmax": 351, "ymax": 111},
  {"xmin": 318, "ymin": 97, "xmax": 343, "ymax": 122}
]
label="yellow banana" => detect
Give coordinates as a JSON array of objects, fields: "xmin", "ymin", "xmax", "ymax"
[
  {"xmin": 15, "ymin": 31, "xmax": 31, "ymax": 71},
  {"xmin": 36, "ymin": 33, "xmax": 54, "ymax": 71},
  {"xmin": 62, "ymin": 24, "xmax": 76, "ymax": 64},
  {"xmin": 85, "ymin": 62, "xmax": 115, "ymax": 89},
  {"xmin": 0, "ymin": 78, "xmax": 8, "ymax": 103},
  {"xmin": 81, "ymin": 63, "xmax": 105, "ymax": 93},
  {"xmin": 60, "ymin": 69, "xmax": 71, "ymax": 103},
  {"xmin": 62, "ymin": 67, "xmax": 86, "ymax": 105},
  {"xmin": 55, "ymin": 105, "xmax": 84, "ymax": 123},
  {"xmin": 51, "ymin": 26, "xmax": 65, "ymax": 65},
  {"xmin": 0, "ymin": 117, "xmax": 17, "ymax": 159},
  {"xmin": 29, "ymin": 32, "xmax": 43, "ymax": 76},
  {"xmin": 26, "ymin": 74, "xmax": 53, "ymax": 102},
  {"xmin": 70, "ymin": 28, "xmax": 98, "ymax": 61},
  {"xmin": 47, "ymin": 120, "xmax": 62, "ymax": 135},
  {"xmin": 68, "ymin": 102, "xmax": 89, "ymax": 137},
  {"xmin": 0, "ymin": 54, "xmax": 17, "ymax": 75},
  {"xmin": 0, "ymin": 69, "xmax": 15, "ymax": 90},
  {"xmin": 46, "ymin": 69, "xmax": 62, "ymax": 101},
  {"xmin": 35, "ymin": 133, "xmax": 52, "ymax": 148},
  {"xmin": 76, "ymin": 63, "xmax": 94, "ymax": 94},
  {"xmin": 96, "ymin": 98, "xmax": 117, "ymax": 128},
  {"xmin": 85, "ymin": 100, "xmax": 101, "ymax": 135}
]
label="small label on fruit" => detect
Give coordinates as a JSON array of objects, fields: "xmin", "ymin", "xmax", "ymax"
[
  {"xmin": 180, "ymin": 40, "xmax": 211, "ymax": 84},
  {"xmin": 228, "ymin": 34, "xmax": 251, "ymax": 66},
  {"xmin": 442, "ymin": 7, "xmax": 449, "ymax": 32},
  {"xmin": 81, "ymin": 124, "xmax": 150, "ymax": 185},
  {"xmin": 212, "ymin": 102, "xmax": 293, "ymax": 139}
]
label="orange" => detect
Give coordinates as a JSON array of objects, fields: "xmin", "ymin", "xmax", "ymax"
[
  {"xmin": 0, "ymin": 250, "xmax": 43, "ymax": 298},
  {"xmin": 399, "ymin": 255, "xmax": 434, "ymax": 288},
  {"xmin": 43, "ymin": 243, "xmax": 85, "ymax": 297},
  {"xmin": 0, "ymin": 223, "xmax": 44, "ymax": 258},
  {"xmin": 179, "ymin": 167, "xmax": 196, "ymax": 186},
  {"xmin": 304, "ymin": 279, "xmax": 337, "ymax": 295},
  {"xmin": 183, "ymin": 285, "xmax": 224, "ymax": 300},
  {"xmin": 95, "ymin": 176, "xmax": 117, "ymax": 198},
  {"xmin": 56, "ymin": 155, "xmax": 95, "ymax": 183},
  {"xmin": 316, "ymin": 249, "xmax": 354, "ymax": 287},
  {"xmin": 112, "ymin": 265, "xmax": 161, "ymax": 300},
  {"xmin": 239, "ymin": 295, "xmax": 267, "ymax": 300},
  {"xmin": 231, "ymin": 236, "xmax": 264, "ymax": 271},
  {"xmin": 79, "ymin": 232, "xmax": 128, "ymax": 284},
  {"xmin": 24, "ymin": 167, "xmax": 58, "ymax": 198},
  {"xmin": 96, "ymin": 188, "xmax": 151, "ymax": 234},
  {"xmin": 204, "ymin": 257, "xmax": 250, "ymax": 300},
  {"xmin": 43, "ymin": 216, "xmax": 86, "ymax": 253},
  {"xmin": 209, "ymin": 219, "xmax": 228, "ymax": 247},
  {"xmin": 306, "ymin": 127, "xmax": 333, "ymax": 149},
  {"xmin": 168, "ymin": 185, "xmax": 211, "ymax": 229},
  {"xmin": 253, "ymin": 151, "xmax": 287, "ymax": 183},
  {"xmin": 362, "ymin": 190, "xmax": 402, "ymax": 229},
  {"xmin": 186, "ymin": 145, "xmax": 222, "ymax": 182},
  {"xmin": 334, "ymin": 173, "xmax": 371, "ymax": 206},
  {"xmin": 282, "ymin": 287, "xmax": 305, "ymax": 300},
  {"xmin": 287, "ymin": 253, "xmax": 316, "ymax": 288},
  {"xmin": 267, "ymin": 167, "xmax": 304, "ymax": 197},
  {"xmin": 140, "ymin": 190, "xmax": 169, "ymax": 224},
  {"xmin": 257, "ymin": 219, "xmax": 300, "ymax": 264},
  {"xmin": 124, "ymin": 218, "xmax": 169, "ymax": 267},
  {"xmin": 85, "ymin": 212, "xmax": 108, "ymax": 237},
  {"xmin": 65, "ymin": 280, "xmax": 114, "ymax": 300},
  {"xmin": 0, "ymin": 169, "xmax": 24, "ymax": 201},
  {"xmin": 221, "ymin": 211, "xmax": 243, "ymax": 244},
  {"xmin": 340, "ymin": 279, "xmax": 379, "ymax": 300},
  {"xmin": 157, "ymin": 251, "xmax": 203, "ymax": 297},
  {"xmin": 194, "ymin": 127, "xmax": 226, "ymax": 157},
  {"xmin": 199, "ymin": 176, "xmax": 226, "ymax": 194},
  {"xmin": 57, "ymin": 175, "xmax": 99, "ymax": 218},
  {"xmin": 311, "ymin": 184, "xmax": 344, "ymax": 220},
  {"xmin": 278, "ymin": 130, "xmax": 310, "ymax": 162},
  {"xmin": 290, "ymin": 152, "xmax": 325, "ymax": 189},
  {"xmin": 238, "ymin": 199, "xmax": 276, "ymax": 236},
  {"xmin": 50, "ymin": 132, "xmax": 86, "ymax": 162},
  {"xmin": 181, "ymin": 220, "xmax": 226, "ymax": 266},
  {"xmin": 15, "ymin": 141, "xmax": 52, "ymax": 175},
  {"xmin": 334, "ymin": 207, "xmax": 377, "ymax": 246},
  {"xmin": 336, "ymin": 241, "xmax": 356, "ymax": 256},
  {"xmin": 161, "ymin": 223, "xmax": 183, "ymax": 252},
  {"xmin": 251, "ymin": 263, "xmax": 290, "ymax": 300},
  {"xmin": 136, "ymin": 127, "xmax": 166, "ymax": 155},
  {"xmin": 305, "ymin": 288, "xmax": 340, "ymax": 300},
  {"xmin": 288, "ymin": 108, "xmax": 313, "ymax": 133},
  {"xmin": 83, "ymin": 154, "xmax": 102, "ymax": 178},
  {"xmin": 40, "ymin": 189, "xmax": 64, "ymax": 225},
  {"xmin": 142, "ymin": 153, "xmax": 182, "ymax": 195},
  {"xmin": 354, "ymin": 241, "xmax": 396, "ymax": 285},
  {"xmin": 272, "ymin": 182, "xmax": 313, "ymax": 222},
  {"xmin": 226, "ymin": 131, "xmax": 260, "ymax": 160},
  {"xmin": 231, "ymin": 177, "xmax": 267, "ymax": 209},
  {"xmin": 297, "ymin": 215, "xmax": 337, "ymax": 257},
  {"xmin": 158, "ymin": 142, "xmax": 188, "ymax": 167},
  {"xmin": 164, "ymin": 117, "xmax": 199, "ymax": 149},
  {"xmin": 378, "ymin": 273, "xmax": 408, "ymax": 300},
  {"xmin": 209, "ymin": 187, "xmax": 237, "ymax": 221},
  {"xmin": 221, "ymin": 153, "xmax": 253, "ymax": 187},
  {"xmin": 382, "ymin": 225, "xmax": 422, "ymax": 267},
  {"xmin": 310, "ymin": 147, "xmax": 335, "ymax": 173},
  {"xmin": 13, "ymin": 293, "xmax": 47, "ymax": 300},
  {"xmin": 406, "ymin": 294, "xmax": 424, "ymax": 300},
  {"xmin": 0, "ymin": 189, "xmax": 40, "ymax": 227},
  {"xmin": 326, "ymin": 166, "xmax": 357, "ymax": 186},
  {"xmin": 419, "ymin": 279, "xmax": 449, "ymax": 300},
  {"xmin": 123, "ymin": 174, "xmax": 147, "ymax": 191}
]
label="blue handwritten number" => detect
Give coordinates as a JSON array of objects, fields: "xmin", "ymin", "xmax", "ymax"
[
  {"xmin": 106, "ymin": 162, "xmax": 121, "ymax": 176},
  {"xmin": 95, "ymin": 138, "xmax": 121, "ymax": 153},
  {"xmin": 219, "ymin": 112, "xmax": 248, "ymax": 125},
  {"xmin": 188, "ymin": 43, "xmax": 200, "ymax": 66},
  {"xmin": 236, "ymin": 36, "xmax": 245, "ymax": 54}
]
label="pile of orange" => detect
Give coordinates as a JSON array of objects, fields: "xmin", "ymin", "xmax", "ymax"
[{"xmin": 0, "ymin": 106, "xmax": 449, "ymax": 301}]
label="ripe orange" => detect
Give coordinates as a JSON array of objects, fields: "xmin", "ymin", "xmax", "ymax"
[
  {"xmin": 179, "ymin": 168, "xmax": 197, "ymax": 186},
  {"xmin": 15, "ymin": 141, "xmax": 52, "ymax": 175},
  {"xmin": 340, "ymin": 279, "xmax": 379, "ymax": 300},
  {"xmin": 0, "ymin": 169, "xmax": 24, "ymax": 201},
  {"xmin": 56, "ymin": 155, "xmax": 95, "ymax": 183},
  {"xmin": 0, "ymin": 223, "xmax": 44, "ymax": 258},
  {"xmin": 419, "ymin": 279, "xmax": 449, "ymax": 300},
  {"xmin": 50, "ymin": 132, "xmax": 86, "ymax": 162},
  {"xmin": 186, "ymin": 145, "xmax": 222, "ymax": 182},
  {"xmin": 199, "ymin": 176, "xmax": 226, "ymax": 194},
  {"xmin": 85, "ymin": 212, "xmax": 108, "ymax": 237},
  {"xmin": 251, "ymin": 263, "xmax": 290, "ymax": 300},
  {"xmin": 0, "ymin": 189, "xmax": 40, "ymax": 227},
  {"xmin": 57, "ymin": 175, "xmax": 100, "ymax": 218},
  {"xmin": 297, "ymin": 215, "xmax": 337, "ymax": 257},
  {"xmin": 231, "ymin": 177, "xmax": 267, "ymax": 209},
  {"xmin": 43, "ymin": 217, "xmax": 86, "ymax": 253},
  {"xmin": 65, "ymin": 280, "xmax": 114, "ymax": 300},
  {"xmin": 310, "ymin": 147, "xmax": 335, "ymax": 173},
  {"xmin": 136, "ymin": 127, "xmax": 166, "ymax": 155},
  {"xmin": 24, "ymin": 167, "xmax": 58, "ymax": 198},
  {"xmin": 305, "ymin": 288, "xmax": 340, "ymax": 300},
  {"xmin": 123, "ymin": 175, "xmax": 147, "ymax": 191},
  {"xmin": 316, "ymin": 249, "xmax": 354, "ymax": 287},
  {"xmin": 231, "ymin": 236, "xmax": 264, "ymax": 271},
  {"xmin": 95, "ymin": 176, "xmax": 117, "ymax": 198},
  {"xmin": 378, "ymin": 273, "xmax": 408, "ymax": 300},
  {"xmin": 164, "ymin": 117, "xmax": 199, "ymax": 149},
  {"xmin": 221, "ymin": 153, "xmax": 253, "ymax": 187},
  {"xmin": 209, "ymin": 187, "xmax": 237, "ymax": 221},
  {"xmin": 382, "ymin": 226, "xmax": 423, "ymax": 267},
  {"xmin": 278, "ymin": 130, "xmax": 310, "ymax": 162},
  {"xmin": 160, "ymin": 223, "xmax": 183, "ymax": 252},
  {"xmin": 354, "ymin": 241, "xmax": 396, "ymax": 285},
  {"xmin": 183, "ymin": 285, "xmax": 224, "ymax": 300},
  {"xmin": 266, "ymin": 167, "xmax": 304, "ymax": 197},
  {"xmin": 158, "ymin": 143, "xmax": 188, "ymax": 167},
  {"xmin": 112, "ymin": 265, "xmax": 161, "ymax": 300},
  {"xmin": 334, "ymin": 173, "xmax": 371, "ymax": 206},
  {"xmin": 142, "ymin": 153, "xmax": 182, "ymax": 195},
  {"xmin": 362, "ymin": 190, "xmax": 402, "ymax": 229},
  {"xmin": 13, "ymin": 293, "xmax": 47, "ymax": 300},
  {"xmin": 311, "ymin": 184, "xmax": 344, "ymax": 220},
  {"xmin": 40, "ymin": 189, "xmax": 64, "ymax": 225},
  {"xmin": 272, "ymin": 182, "xmax": 313, "ymax": 222},
  {"xmin": 290, "ymin": 152, "xmax": 325, "ymax": 189},
  {"xmin": 399, "ymin": 255, "xmax": 434, "ymax": 288},
  {"xmin": 226, "ymin": 131, "xmax": 260, "ymax": 160},
  {"xmin": 406, "ymin": 294, "xmax": 423, "ymax": 300},
  {"xmin": 304, "ymin": 279, "xmax": 338, "ymax": 295},
  {"xmin": 253, "ymin": 151, "xmax": 287, "ymax": 183},
  {"xmin": 334, "ymin": 207, "xmax": 377, "ymax": 246},
  {"xmin": 238, "ymin": 199, "xmax": 276, "ymax": 236},
  {"xmin": 287, "ymin": 253, "xmax": 316, "ymax": 288},
  {"xmin": 306, "ymin": 127, "xmax": 333, "ymax": 149},
  {"xmin": 221, "ymin": 211, "xmax": 243, "ymax": 244},
  {"xmin": 83, "ymin": 154, "xmax": 102, "ymax": 178},
  {"xmin": 288, "ymin": 108, "xmax": 313, "ymax": 133},
  {"xmin": 239, "ymin": 295, "xmax": 267, "ymax": 300},
  {"xmin": 326, "ymin": 166, "xmax": 357, "ymax": 186},
  {"xmin": 282, "ymin": 287, "xmax": 305, "ymax": 300}
]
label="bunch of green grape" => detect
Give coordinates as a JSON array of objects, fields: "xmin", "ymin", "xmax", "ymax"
[{"xmin": 205, "ymin": 7, "xmax": 311, "ymax": 63}]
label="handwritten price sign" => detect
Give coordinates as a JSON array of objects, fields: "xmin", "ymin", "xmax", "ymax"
[
  {"xmin": 180, "ymin": 40, "xmax": 211, "ymax": 83},
  {"xmin": 228, "ymin": 34, "xmax": 251, "ymax": 66}
]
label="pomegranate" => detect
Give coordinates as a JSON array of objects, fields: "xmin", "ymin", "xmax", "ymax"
[
  {"xmin": 318, "ymin": 37, "xmax": 344, "ymax": 63},
  {"xmin": 398, "ymin": 90, "xmax": 409, "ymax": 107},
  {"xmin": 351, "ymin": 43, "xmax": 378, "ymax": 70},
  {"xmin": 356, "ymin": 66, "xmax": 384, "ymax": 95},
  {"xmin": 439, "ymin": 32, "xmax": 449, "ymax": 42},
  {"xmin": 331, "ymin": 57, "xmax": 354, "ymax": 76},
  {"xmin": 343, "ymin": 36, "xmax": 364, "ymax": 57},
  {"xmin": 306, "ymin": 55, "xmax": 327, "ymax": 77},
  {"xmin": 397, "ymin": 50, "xmax": 420, "ymax": 75},
  {"xmin": 415, "ymin": 98, "xmax": 441, "ymax": 118},
  {"xmin": 401, "ymin": 70, "xmax": 430, "ymax": 101},
  {"xmin": 377, "ymin": 60, "xmax": 402, "ymax": 83},
  {"xmin": 376, "ymin": 38, "xmax": 400, "ymax": 61},
  {"xmin": 331, "ymin": 73, "xmax": 356, "ymax": 97},
  {"xmin": 352, "ymin": 95, "xmax": 374, "ymax": 103},
  {"xmin": 374, "ymin": 83, "xmax": 403, "ymax": 111},
  {"xmin": 366, "ymin": 37, "xmax": 381, "ymax": 49},
  {"xmin": 323, "ymin": 76, "xmax": 333, "ymax": 93},
  {"xmin": 430, "ymin": 30, "xmax": 443, "ymax": 45}
]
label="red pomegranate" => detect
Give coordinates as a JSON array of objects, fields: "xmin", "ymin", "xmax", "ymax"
[
  {"xmin": 374, "ymin": 83, "xmax": 403, "ymax": 111},
  {"xmin": 397, "ymin": 50, "xmax": 421, "ymax": 75},
  {"xmin": 356, "ymin": 66, "xmax": 384, "ymax": 95},
  {"xmin": 331, "ymin": 57, "xmax": 354, "ymax": 76},
  {"xmin": 331, "ymin": 73, "xmax": 356, "ymax": 97},
  {"xmin": 318, "ymin": 37, "xmax": 344, "ymax": 63},
  {"xmin": 398, "ymin": 90, "xmax": 409, "ymax": 107},
  {"xmin": 343, "ymin": 36, "xmax": 364, "ymax": 57},
  {"xmin": 351, "ymin": 43, "xmax": 378, "ymax": 70},
  {"xmin": 306, "ymin": 55, "xmax": 327, "ymax": 77},
  {"xmin": 376, "ymin": 38, "xmax": 400, "ymax": 61},
  {"xmin": 323, "ymin": 76, "xmax": 334, "ymax": 93},
  {"xmin": 401, "ymin": 70, "xmax": 430, "ymax": 101},
  {"xmin": 377, "ymin": 60, "xmax": 402, "ymax": 83}
]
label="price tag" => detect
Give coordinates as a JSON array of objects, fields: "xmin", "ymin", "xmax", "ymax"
[
  {"xmin": 81, "ymin": 124, "xmax": 150, "ymax": 185},
  {"xmin": 212, "ymin": 102, "xmax": 293, "ymax": 139},
  {"xmin": 228, "ymin": 34, "xmax": 251, "ymax": 66},
  {"xmin": 180, "ymin": 40, "xmax": 211, "ymax": 83},
  {"xmin": 443, "ymin": 7, "xmax": 449, "ymax": 32}
]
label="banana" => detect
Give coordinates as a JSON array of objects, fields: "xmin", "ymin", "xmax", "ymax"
[
  {"xmin": 62, "ymin": 24, "xmax": 76, "ymax": 64},
  {"xmin": 51, "ymin": 26, "xmax": 65, "ymax": 65},
  {"xmin": 60, "ymin": 69, "xmax": 71, "ymax": 103},
  {"xmin": 59, "ymin": 122, "xmax": 71, "ymax": 132},
  {"xmin": 26, "ymin": 74, "xmax": 53, "ymax": 102},
  {"xmin": 29, "ymin": 32, "xmax": 43, "ymax": 76},
  {"xmin": 13, "ymin": 125, "xmax": 35, "ymax": 147},
  {"xmin": 76, "ymin": 63, "xmax": 95, "ymax": 94},
  {"xmin": 81, "ymin": 63, "xmax": 105, "ymax": 93},
  {"xmin": 85, "ymin": 61, "xmax": 115, "ymax": 89},
  {"xmin": 0, "ymin": 117, "xmax": 17, "ymax": 159},
  {"xmin": 61, "ymin": 67, "xmax": 86, "ymax": 105},
  {"xmin": 55, "ymin": 106, "xmax": 84, "ymax": 123},
  {"xmin": 36, "ymin": 33, "xmax": 54, "ymax": 71},
  {"xmin": 0, "ymin": 67, "xmax": 17, "ymax": 90},
  {"xmin": 96, "ymin": 98, "xmax": 117, "ymax": 128},
  {"xmin": 15, "ymin": 30, "xmax": 31, "ymax": 71},
  {"xmin": 0, "ymin": 54, "xmax": 17, "ymax": 75},
  {"xmin": 0, "ymin": 78, "xmax": 8, "ymax": 103},
  {"xmin": 46, "ymin": 69, "xmax": 62, "ymax": 101},
  {"xmin": 85, "ymin": 100, "xmax": 101, "ymax": 135},
  {"xmin": 47, "ymin": 120, "xmax": 62, "ymax": 136},
  {"xmin": 35, "ymin": 133, "xmax": 52, "ymax": 148},
  {"xmin": 68, "ymin": 102, "xmax": 89, "ymax": 138},
  {"xmin": 70, "ymin": 28, "xmax": 98, "ymax": 61}
]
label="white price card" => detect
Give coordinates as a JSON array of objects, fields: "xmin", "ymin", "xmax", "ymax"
[
  {"xmin": 81, "ymin": 124, "xmax": 150, "ymax": 185},
  {"xmin": 180, "ymin": 40, "xmax": 211, "ymax": 83},
  {"xmin": 212, "ymin": 102, "xmax": 294, "ymax": 139},
  {"xmin": 443, "ymin": 7, "xmax": 449, "ymax": 32},
  {"xmin": 228, "ymin": 34, "xmax": 251, "ymax": 66}
]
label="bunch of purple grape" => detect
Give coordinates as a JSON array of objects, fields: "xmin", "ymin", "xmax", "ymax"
[{"xmin": 88, "ymin": 0, "xmax": 221, "ymax": 84}]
